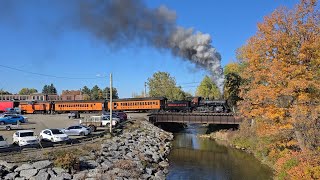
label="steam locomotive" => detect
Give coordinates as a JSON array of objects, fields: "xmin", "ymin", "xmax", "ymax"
[{"xmin": 165, "ymin": 97, "xmax": 231, "ymax": 113}]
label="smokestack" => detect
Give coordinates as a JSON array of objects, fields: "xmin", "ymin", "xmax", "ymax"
[{"xmin": 76, "ymin": 0, "xmax": 224, "ymax": 92}]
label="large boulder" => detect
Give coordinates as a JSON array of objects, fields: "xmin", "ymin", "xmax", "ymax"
[
  {"xmin": 32, "ymin": 160, "xmax": 52, "ymax": 170},
  {"xmin": 14, "ymin": 164, "xmax": 34, "ymax": 172},
  {"xmin": 29, "ymin": 171, "xmax": 49, "ymax": 180},
  {"xmin": 19, "ymin": 168, "xmax": 38, "ymax": 179},
  {"xmin": 0, "ymin": 161, "xmax": 17, "ymax": 172}
]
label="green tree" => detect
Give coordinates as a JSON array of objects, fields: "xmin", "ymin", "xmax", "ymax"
[
  {"xmin": 42, "ymin": 84, "xmax": 57, "ymax": 94},
  {"xmin": 223, "ymin": 63, "xmax": 243, "ymax": 111},
  {"xmin": 91, "ymin": 85, "xmax": 101, "ymax": 100},
  {"xmin": 81, "ymin": 86, "xmax": 91, "ymax": 99},
  {"xmin": 147, "ymin": 71, "xmax": 188, "ymax": 100},
  {"xmin": 18, "ymin": 88, "xmax": 38, "ymax": 95},
  {"xmin": 42, "ymin": 85, "xmax": 48, "ymax": 94},
  {"xmin": 49, "ymin": 83, "xmax": 57, "ymax": 94},
  {"xmin": 196, "ymin": 76, "xmax": 221, "ymax": 100},
  {"xmin": 103, "ymin": 87, "xmax": 119, "ymax": 99}
]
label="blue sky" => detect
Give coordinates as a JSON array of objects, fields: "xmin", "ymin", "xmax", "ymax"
[{"xmin": 0, "ymin": 0, "xmax": 299, "ymax": 97}]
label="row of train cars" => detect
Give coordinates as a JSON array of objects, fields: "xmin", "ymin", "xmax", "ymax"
[{"xmin": 0, "ymin": 97, "xmax": 231, "ymax": 114}]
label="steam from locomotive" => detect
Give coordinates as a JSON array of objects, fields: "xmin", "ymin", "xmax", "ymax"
[
  {"xmin": 77, "ymin": 0, "xmax": 224, "ymax": 92},
  {"xmin": 0, "ymin": 0, "xmax": 224, "ymax": 92}
]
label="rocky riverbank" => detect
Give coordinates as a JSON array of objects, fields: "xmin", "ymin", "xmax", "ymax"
[
  {"xmin": 199, "ymin": 130, "xmax": 248, "ymax": 151},
  {"xmin": 0, "ymin": 117, "xmax": 173, "ymax": 179}
]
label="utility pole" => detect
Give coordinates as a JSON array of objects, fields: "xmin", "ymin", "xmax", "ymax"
[
  {"xmin": 144, "ymin": 82, "xmax": 147, "ymax": 97},
  {"xmin": 109, "ymin": 73, "xmax": 113, "ymax": 134}
]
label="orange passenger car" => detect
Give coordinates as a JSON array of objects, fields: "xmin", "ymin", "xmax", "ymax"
[
  {"xmin": 53, "ymin": 101, "xmax": 104, "ymax": 113},
  {"xmin": 107, "ymin": 97, "xmax": 166, "ymax": 112}
]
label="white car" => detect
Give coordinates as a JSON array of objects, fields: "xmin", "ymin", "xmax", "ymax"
[
  {"xmin": 39, "ymin": 129, "xmax": 70, "ymax": 143},
  {"xmin": 101, "ymin": 115, "xmax": 120, "ymax": 126},
  {"xmin": 13, "ymin": 130, "xmax": 39, "ymax": 146},
  {"xmin": 62, "ymin": 125, "xmax": 91, "ymax": 136},
  {"xmin": 0, "ymin": 135, "xmax": 9, "ymax": 148}
]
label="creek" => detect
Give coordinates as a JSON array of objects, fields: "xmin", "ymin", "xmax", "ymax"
[{"xmin": 167, "ymin": 124, "xmax": 273, "ymax": 180}]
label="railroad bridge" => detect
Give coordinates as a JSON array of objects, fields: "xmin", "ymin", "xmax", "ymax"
[{"xmin": 148, "ymin": 113, "xmax": 241, "ymax": 124}]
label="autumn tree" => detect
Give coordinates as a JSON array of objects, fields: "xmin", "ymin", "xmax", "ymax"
[
  {"xmin": 237, "ymin": 1, "xmax": 319, "ymax": 178},
  {"xmin": 238, "ymin": 0, "xmax": 319, "ymax": 146},
  {"xmin": 148, "ymin": 71, "xmax": 189, "ymax": 100},
  {"xmin": 196, "ymin": 75, "xmax": 221, "ymax": 100}
]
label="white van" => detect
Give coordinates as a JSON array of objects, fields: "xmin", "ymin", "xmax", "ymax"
[{"xmin": 13, "ymin": 130, "xmax": 39, "ymax": 146}]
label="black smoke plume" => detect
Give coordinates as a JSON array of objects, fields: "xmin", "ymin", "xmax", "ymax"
[{"xmin": 0, "ymin": 0, "xmax": 225, "ymax": 92}]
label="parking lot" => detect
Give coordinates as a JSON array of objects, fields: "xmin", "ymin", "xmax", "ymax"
[{"xmin": 0, "ymin": 113, "xmax": 106, "ymax": 144}]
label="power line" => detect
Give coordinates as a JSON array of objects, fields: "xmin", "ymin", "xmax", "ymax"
[{"xmin": 0, "ymin": 64, "xmax": 106, "ymax": 80}]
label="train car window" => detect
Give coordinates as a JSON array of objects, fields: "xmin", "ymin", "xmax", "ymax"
[{"xmin": 156, "ymin": 102, "xmax": 158, "ymax": 105}]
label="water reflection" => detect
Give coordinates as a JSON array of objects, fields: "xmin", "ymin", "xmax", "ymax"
[{"xmin": 167, "ymin": 124, "xmax": 273, "ymax": 180}]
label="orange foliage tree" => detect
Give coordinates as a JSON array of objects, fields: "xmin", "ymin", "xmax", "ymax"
[{"xmin": 238, "ymin": 0, "xmax": 319, "ymax": 152}]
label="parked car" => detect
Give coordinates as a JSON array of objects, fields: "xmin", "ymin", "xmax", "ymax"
[
  {"xmin": 0, "ymin": 114, "xmax": 26, "ymax": 125},
  {"xmin": 62, "ymin": 125, "xmax": 91, "ymax": 136},
  {"xmin": 114, "ymin": 112, "xmax": 127, "ymax": 121},
  {"xmin": 6, "ymin": 107, "xmax": 22, "ymax": 114},
  {"xmin": 0, "ymin": 135, "xmax": 9, "ymax": 148},
  {"xmin": 101, "ymin": 115, "xmax": 120, "ymax": 125},
  {"xmin": 103, "ymin": 111, "xmax": 127, "ymax": 121},
  {"xmin": 13, "ymin": 130, "xmax": 39, "ymax": 146},
  {"xmin": 39, "ymin": 129, "xmax": 69, "ymax": 143},
  {"xmin": 2, "ymin": 113, "xmax": 28, "ymax": 123}
]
